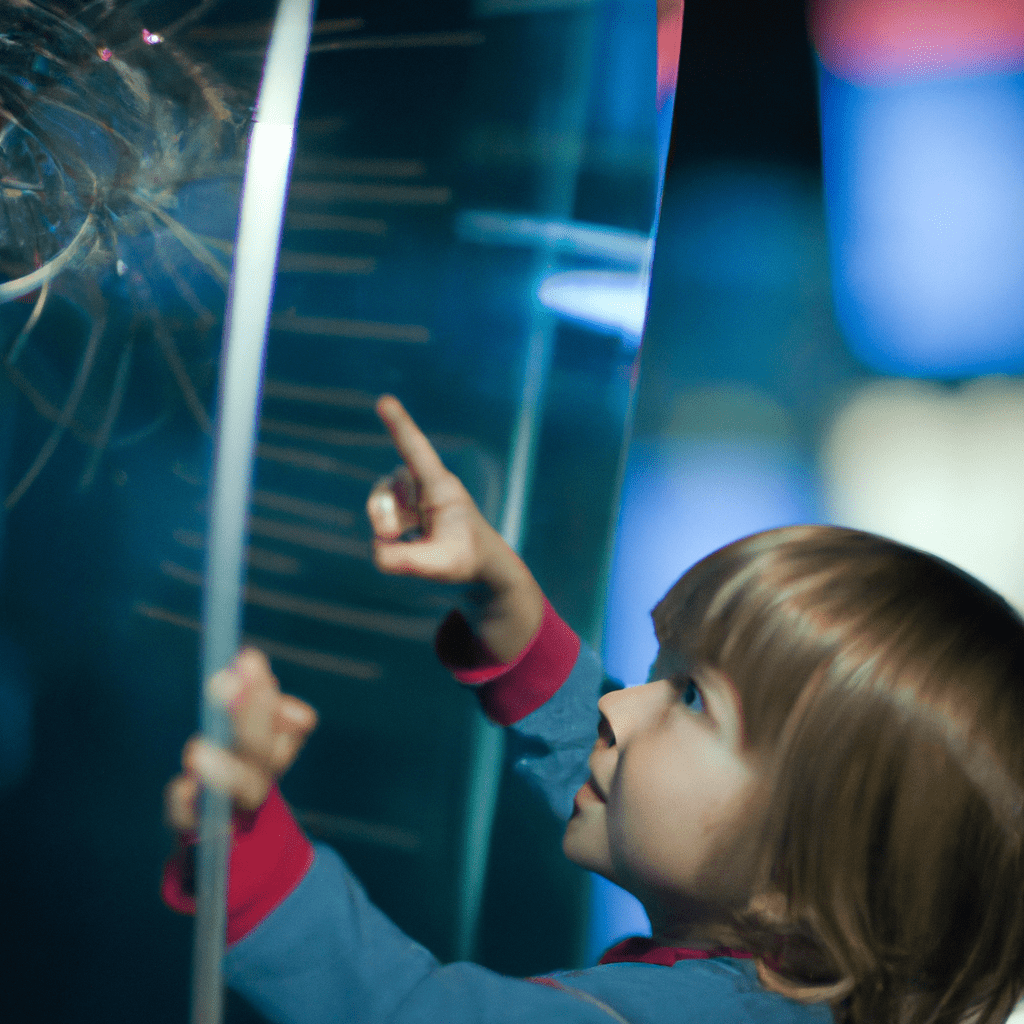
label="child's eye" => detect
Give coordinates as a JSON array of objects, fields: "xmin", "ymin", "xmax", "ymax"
[{"xmin": 680, "ymin": 677, "xmax": 706, "ymax": 714}]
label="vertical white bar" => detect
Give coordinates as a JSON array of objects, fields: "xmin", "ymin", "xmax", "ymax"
[{"xmin": 191, "ymin": 2, "xmax": 316, "ymax": 1022}]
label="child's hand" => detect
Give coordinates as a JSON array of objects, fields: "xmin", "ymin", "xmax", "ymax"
[
  {"xmin": 165, "ymin": 649, "xmax": 318, "ymax": 833},
  {"xmin": 368, "ymin": 395, "xmax": 544, "ymax": 663},
  {"xmin": 368, "ymin": 394, "xmax": 498, "ymax": 584}
]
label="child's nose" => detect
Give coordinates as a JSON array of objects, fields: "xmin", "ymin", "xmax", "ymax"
[
  {"xmin": 597, "ymin": 683, "xmax": 647, "ymax": 744},
  {"xmin": 598, "ymin": 681, "xmax": 661, "ymax": 744},
  {"xmin": 595, "ymin": 706, "xmax": 616, "ymax": 748}
]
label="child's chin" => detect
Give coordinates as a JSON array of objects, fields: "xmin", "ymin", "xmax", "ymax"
[{"xmin": 561, "ymin": 819, "xmax": 604, "ymax": 873}]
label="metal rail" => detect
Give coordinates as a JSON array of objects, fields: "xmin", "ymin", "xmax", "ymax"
[{"xmin": 191, "ymin": 2, "xmax": 315, "ymax": 1021}]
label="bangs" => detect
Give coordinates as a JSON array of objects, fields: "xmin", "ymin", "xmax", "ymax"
[
  {"xmin": 652, "ymin": 525, "xmax": 855, "ymax": 751},
  {"xmin": 651, "ymin": 524, "xmax": 1024, "ymax": 756}
]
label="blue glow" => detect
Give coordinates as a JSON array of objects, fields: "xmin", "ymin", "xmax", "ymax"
[
  {"xmin": 819, "ymin": 66, "xmax": 1024, "ymax": 377},
  {"xmin": 537, "ymin": 269, "xmax": 651, "ymax": 344},
  {"xmin": 586, "ymin": 874, "xmax": 653, "ymax": 965},
  {"xmin": 591, "ymin": 438, "xmax": 819, "ymax": 958},
  {"xmin": 603, "ymin": 439, "xmax": 819, "ymax": 691},
  {"xmin": 456, "ymin": 211, "xmax": 651, "ymax": 265}
]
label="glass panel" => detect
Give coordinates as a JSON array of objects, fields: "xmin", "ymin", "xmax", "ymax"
[{"xmin": 0, "ymin": 1, "xmax": 672, "ymax": 1019}]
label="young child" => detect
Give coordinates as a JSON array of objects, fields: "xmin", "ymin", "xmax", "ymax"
[{"xmin": 164, "ymin": 395, "xmax": 1024, "ymax": 1024}]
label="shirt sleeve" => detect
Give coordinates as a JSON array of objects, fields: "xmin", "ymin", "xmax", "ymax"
[
  {"xmin": 225, "ymin": 841, "xmax": 827, "ymax": 1024},
  {"xmin": 437, "ymin": 596, "xmax": 606, "ymax": 821},
  {"xmin": 161, "ymin": 785, "xmax": 315, "ymax": 944},
  {"xmin": 223, "ymin": 841, "xmax": 634, "ymax": 1024}
]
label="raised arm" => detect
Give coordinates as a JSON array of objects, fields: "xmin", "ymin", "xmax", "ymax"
[{"xmin": 367, "ymin": 394, "xmax": 544, "ymax": 664}]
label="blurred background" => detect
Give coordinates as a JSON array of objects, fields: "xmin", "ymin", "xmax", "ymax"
[{"xmin": 0, "ymin": 0, "xmax": 1022, "ymax": 1020}]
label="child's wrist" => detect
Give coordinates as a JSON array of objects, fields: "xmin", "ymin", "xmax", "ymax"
[
  {"xmin": 441, "ymin": 597, "xmax": 579, "ymax": 725},
  {"xmin": 475, "ymin": 557, "xmax": 544, "ymax": 664}
]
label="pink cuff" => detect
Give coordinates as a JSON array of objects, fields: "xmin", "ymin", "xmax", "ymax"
[
  {"xmin": 436, "ymin": 597, "xmax": 580, "ymax": 726},
  {"xmin": 161, "ymin": 785, "xmax": 315, "ymax": 944}
]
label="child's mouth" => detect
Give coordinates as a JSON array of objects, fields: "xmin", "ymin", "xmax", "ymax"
[{"xmin": 575, "ymin": 776, "xmax": 607, "ymax": 806}]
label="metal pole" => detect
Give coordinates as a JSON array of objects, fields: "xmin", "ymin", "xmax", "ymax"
[{"xmin": 191, "ymin": 2, "xmax": 315, "ymax": 1021}]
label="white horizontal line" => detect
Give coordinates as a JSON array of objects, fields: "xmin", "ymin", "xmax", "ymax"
[
  {"xmin": 260, "ymin": 418, "xmax": 391, "ymax": 448},
  {"xmin": 291, "ymin": 157, "xmax": 425, "ymax": 179},
  {"xmin": 288, "ymin": 180, "xmax": 451, "ymax": 206},
  {"xmin": 133, "ymin": 603, "xmax": 383, "ymax": 680},
  {"xmin": 457, "ymin": 210, "xmax": 651, "ymax": 265},
  {"xmin": 173, "ymin": 528, "xmax": 303, "ymax": 575},
  {"xmin": 314, "ymin": 17, "xmax": 365, "ymax": 34},
  {"xmin": 276, "ymin": 251, "xmax": 376, "ymax": 275},
  {"xmin": 285, "ymin": 212, "xmax": 388, "ymax": 235},
  {"xmin": 309, "ymin": 30, "xmax": 484, "ymax": 53},
  {"xmin": 256, "ymin": 444, "xmax": 378, "ymax": 480},
  {"xmin": 244, "ymin": 583, "xmax": 435, "ymax": 640},
  {"xmin": 252, "ymin": 488, "xmax": 355, "ymax": 528},
  {"xmin": 160, "ymin": 562, "xmax": 436, "ymax": 641},
  {"xmin": 261, "ymin": 379, "xmax": 377, "ymax": 408},
  {"xmin": 173, "ymin": 528, "xmax": 205, "ymax": 550},
  {"xmin": 271, "ymin": 310, "xmax": 430, "ymax": 343},
  {"xmin": 172, "ymin": 461, "xmax": 204, "ymax": 487},
  {"xmin": 249, "ymin": 515, "xmax": 370, "ymax": 559},
  {"xmin": 246, "ymin": 546, "xmax": 303, "ymax": 576}
]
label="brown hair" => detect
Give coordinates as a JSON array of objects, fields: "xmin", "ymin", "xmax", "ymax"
[{"xmin": 653, "ymin": 525, "xmax": 1024, "ymax": 1024}]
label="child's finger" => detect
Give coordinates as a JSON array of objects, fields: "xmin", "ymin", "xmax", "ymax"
[
  {"xmin": 205, "ymin": 649, "xmax": 278, "ymax": 766},
  {"xmin": 373, "ymin": 533, "xmax": 475, "ymax": 582},
  {"xmin": 165, "ymin": 772, "xmax": 200, "ymax": 832},
  {"xmin": 375, "ymin": 395, "xmax": 448, "ymax": 488},
  {"xmin": 367, "ymin": 469, "xmax": 421, "ymax": 541},
  {"xmin": 230, "ymin": 649, "xmax": 280, "ymax": 757},
  {"xmin": 208, "ymin": 649, "xmax": 317, "ymax": 777},
  {"xmin": 266, "ymin": 695, "xmax": 318, "ymax": 774},
  {"xmin": 184, "ymin": 736, "xmax": 272, "ymax": 812}
]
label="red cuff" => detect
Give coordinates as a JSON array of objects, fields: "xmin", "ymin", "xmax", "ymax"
[
  {"xmin": 435, "ymin": 597, "xmax": 580, "ymax": 726},
  {"xmin": 160, "ymin": 785, "xmax": 315, "ymax": 944}
]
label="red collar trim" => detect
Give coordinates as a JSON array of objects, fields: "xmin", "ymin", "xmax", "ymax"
[{"xmin": 598, "ymin": 936, "xmax": 753, "ymax": 966}]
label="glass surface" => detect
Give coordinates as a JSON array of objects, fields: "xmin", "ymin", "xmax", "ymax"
[{"xmin": 0, "ymin": 1, "xmax": 665, "ymax": 1020}]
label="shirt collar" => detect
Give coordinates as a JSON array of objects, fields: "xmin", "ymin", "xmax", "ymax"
[{"xmin": 598, "ymin": 936, "xmax": 753, "ymax": 967}]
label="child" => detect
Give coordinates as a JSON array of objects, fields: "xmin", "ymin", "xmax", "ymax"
[{"xmin": 164, "ymin": 395, "xmax": 1024, "ymax": 1024}]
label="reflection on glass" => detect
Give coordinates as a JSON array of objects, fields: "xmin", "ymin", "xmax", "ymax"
[{"xmin": 0, "ymin": 1, "xmax": 676, "ymax": 1018}]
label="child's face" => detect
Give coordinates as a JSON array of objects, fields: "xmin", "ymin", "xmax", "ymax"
[{"xmin": 563, "ymin": 648, "xmax": 761, "ymax": 938}]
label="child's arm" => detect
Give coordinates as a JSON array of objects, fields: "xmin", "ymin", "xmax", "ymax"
[
  {"xmin": 367, "ymin": 394, "xmax": 544, "ymax": 664},
  {"xmin": 370, "ymin": 396, "xmax": 603, "ymax": 821},
  {"xmin": 162, "ymin": 649, "xmax": 320, "ymax": 941}
]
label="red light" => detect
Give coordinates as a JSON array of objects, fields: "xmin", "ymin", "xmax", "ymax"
[{"xmin": 810, "ymin": 0, "xmax": 1024, "ymax": 84}]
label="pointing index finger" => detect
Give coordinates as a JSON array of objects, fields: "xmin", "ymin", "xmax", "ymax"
[{"xmin": 376, "ymin": 395, "xmax": 447, "ymax": 485}]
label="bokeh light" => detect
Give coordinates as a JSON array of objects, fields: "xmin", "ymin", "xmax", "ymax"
[
  {"xmin": 822, "ymin": 377, "xmax": 1024, "ymax": 612},
  {"xmin": 813, "ymin": 0, "xmax": 1024, "ymax": 377}
]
